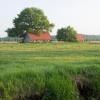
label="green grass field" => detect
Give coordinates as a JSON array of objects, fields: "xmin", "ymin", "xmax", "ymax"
[{"xmin": 0, "ymin": 43, "xmax": 100, "ymax": 100}]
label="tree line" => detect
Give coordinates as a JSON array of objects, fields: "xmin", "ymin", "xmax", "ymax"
[{"xmin": 6, "ymin": 7, "xmax": 77, "ymax": 42}]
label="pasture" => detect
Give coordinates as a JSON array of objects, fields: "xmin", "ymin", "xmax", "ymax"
[{"xmin": 0, "ymin": 43, "xmax": 100, "ymax": 100}]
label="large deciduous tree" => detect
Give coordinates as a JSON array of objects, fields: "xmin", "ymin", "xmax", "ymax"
[
  {"xmin": 6, "ymin": 7, "xmax": 54, "ymax": 37},
  {"xmin": 56, "ymin": 26, "xmax": 77, "ymax": 42}
]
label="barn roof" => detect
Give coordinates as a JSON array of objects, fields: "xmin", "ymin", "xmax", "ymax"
[
  {"xmin": 28, "ymin": 32, "xmax": 51, "ymax": 41},
  {"xmin": 76, "ymin": 34, "xmax": 84, "ymax": 42},
  {"xmin": 76, "ymin": 34, "xmax": 84, "ymax": 39}
]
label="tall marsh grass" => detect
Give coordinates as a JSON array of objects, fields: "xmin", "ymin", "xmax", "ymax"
[{"xmin": 0, "ymin": 43, "xmax": 100, "ymax": 100}]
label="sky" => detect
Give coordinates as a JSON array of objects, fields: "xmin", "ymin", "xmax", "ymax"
[{"xmin": 0, "ymin": 0, "xmax": 100, "ymax": 37}]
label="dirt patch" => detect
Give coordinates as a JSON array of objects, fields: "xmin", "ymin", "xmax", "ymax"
[{"xmin": 74, "ymin": 75, "xmax": 94, "ymax": 100}]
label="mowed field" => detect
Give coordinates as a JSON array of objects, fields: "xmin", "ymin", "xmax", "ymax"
[{"xmin": 0, "ymin": 43, "xmax": 100, "ymax": 100}]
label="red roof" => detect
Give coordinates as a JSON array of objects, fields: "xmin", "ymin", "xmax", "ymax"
[
  {"xmin": 76, "ymin": 34, "xmax": 84, "ymax": 42},
  {"xmin": 28, "ymin": 32, "xmax": 51, "ymax": 41}
]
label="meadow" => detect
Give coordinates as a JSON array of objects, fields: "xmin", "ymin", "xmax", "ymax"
[{"xmin": 0, "ymin": 42, "xmax": 100, "ymax": 100}]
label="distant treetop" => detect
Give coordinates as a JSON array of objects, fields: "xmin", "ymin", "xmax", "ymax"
[{"xmin": 56, "ymin": 26, "xmax": 77, "ymax": 42}]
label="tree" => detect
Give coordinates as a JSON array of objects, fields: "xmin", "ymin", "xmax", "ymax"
[
  {"xmin": 56, "ymin": 28, "xmax": 67, "ymax": 41},
  {"xmin": 56, "ymin": 26, "xmax": 77, "ymax": 42},
  {"xmin": 6, "ymin": 7, "xmax": 54, "ymax": 37}
]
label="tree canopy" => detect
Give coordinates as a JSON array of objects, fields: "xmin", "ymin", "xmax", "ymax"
[
  {"xmin": 56, "ymin": 26, "xmax": 77, "ymax": 42},
  {"xmin": 6, "ymin": 7, "xmax": 54, "ymax": 37}
]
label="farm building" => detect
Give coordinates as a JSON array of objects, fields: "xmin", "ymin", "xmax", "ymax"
[
  {"xmin": 24, "ymin": 32, "xmax": 52, "ymax": 42},
  {"xmin": 76, "ymin": 34, "xmax": 84, "ymax": 42}
]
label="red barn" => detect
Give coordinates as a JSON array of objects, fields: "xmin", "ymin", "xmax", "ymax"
[
  {"xmin": 76, "ymin": 34, "xmax": 84, "ymax": 42},
  {"xmin": 24, "ymin": 32, "xmax": 52, "ymax": 42}
]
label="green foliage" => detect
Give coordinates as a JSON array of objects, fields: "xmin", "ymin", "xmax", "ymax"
[
  {"xmin": 6, "ymin": 7, "xmax": 54, "ymax": 37},
  {"xmin": 56, "ymin": 28, "xmax": 68, "ymax": 41},
  {"xmin": 56, "ymin": 26, "xmax": 77, "ymax": 42},
  {"xmin": 6, "ymin": 28, "xmax": 17, "ymax": 37},
  {"xmin": 45, "ymin": 75, "xmax": 79, "ymax": 100}
]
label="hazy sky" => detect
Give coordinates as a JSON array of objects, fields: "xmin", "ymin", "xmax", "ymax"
[{"xmin": 0, "ymin": 0, "xmax": 100, "ymax": 37}]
